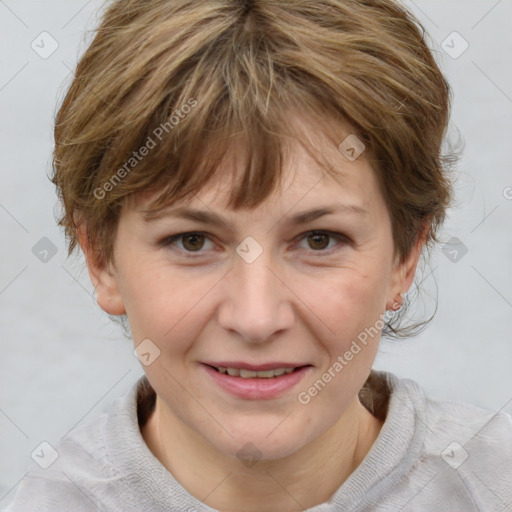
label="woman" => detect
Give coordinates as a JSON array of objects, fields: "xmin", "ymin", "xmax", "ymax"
[{"xmin": 6, "ymin": 0, "xmax": 511, "ymax": 510}]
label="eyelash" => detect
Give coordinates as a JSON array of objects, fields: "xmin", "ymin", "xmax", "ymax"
[{"xmin": 159, "ymin": 230, "xmax": 351, "ymax": 257}]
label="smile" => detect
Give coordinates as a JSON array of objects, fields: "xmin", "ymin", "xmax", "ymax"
[
  {"xmin": 212, "ymin": 366, "xmax": 296, "ymax": 378},
  {"xmin": 202, "ymin": 363, "xmax": 313, "ymax": 400}
]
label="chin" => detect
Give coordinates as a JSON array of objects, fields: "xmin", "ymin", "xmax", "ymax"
[{"xmin": 209, "ymin": 420, "xmax": 314, "ymax": 463}]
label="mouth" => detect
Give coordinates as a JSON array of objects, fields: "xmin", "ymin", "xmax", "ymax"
[
  {"xmin": 205, "ymin": 365, "xmax": 306, "ymax": 379},
  {"xmin": 202, "ymin": 362, "xmax": 312, "ymax": 399}
]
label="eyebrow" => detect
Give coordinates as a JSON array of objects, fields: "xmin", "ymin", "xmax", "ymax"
[{"xmin": 142, "ymin": 204, "xmax": 369, "ymax": 227}]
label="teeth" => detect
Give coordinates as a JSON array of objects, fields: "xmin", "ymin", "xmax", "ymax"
[
  {"xmin": 216, "ymin": 367, "xmax": 297, "ymax": 378},
  {"xmin": 240, "ymin": 369, "xmax": 258, "ymax": 378},
  {"xmin": 254, "ymin": 370, "xmax": 275, "ymax": 378}
]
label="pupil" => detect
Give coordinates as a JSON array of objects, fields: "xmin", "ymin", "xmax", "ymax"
[
  {"xmin": 309, "ymin": 233, "xmax": 328, "ymax": 250},
  {"xmin": 184, "ymin": 234, "xmax": 204, "ymax": 251}
]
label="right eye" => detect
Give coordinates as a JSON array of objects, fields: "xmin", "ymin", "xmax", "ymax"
[{"xmin": 159, "ymin": 232, "xmax": 216, "ymax": 254}]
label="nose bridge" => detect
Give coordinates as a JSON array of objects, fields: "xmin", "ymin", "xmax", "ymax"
[{"xmin": 217, "ymin": 246, "xmax": 294, "ymax": 342}]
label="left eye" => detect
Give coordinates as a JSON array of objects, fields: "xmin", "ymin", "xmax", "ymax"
[
  {"xmin": 160, "ymin": 231, "xmax": 348, "ymax": 255},
  {"xmin": 296, "ymin": 231, "xmax": 348, "ymax": 252}
]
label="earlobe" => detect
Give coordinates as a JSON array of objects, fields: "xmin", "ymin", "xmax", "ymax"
[
  {"xmin": 388, "ymin": 292, "xmax": 405, "ymax": 311},
  {"xmin": 77, "ymin": 224, "xmax": 126, "ymax": 316},
  {"xmin": 386, "ymin": 225, "xmax": 427, "ymax": 311}
]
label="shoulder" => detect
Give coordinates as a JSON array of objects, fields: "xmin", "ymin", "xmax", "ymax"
[
  {"xmin": 381, "ymin": 370, "xmax": 512, "ymax": 455},
  {"xmin": 4, "ymin": 415, "xmax": 110, "ymax": 511},
  {"xmin": 386, "ymin": 371, "xmax": 512, "ymax": 510},
  {"xmin": 5, "ymin": 376, "xmax": 208, "ymax": 512},
  {"xmin": 422, "ymin": 388, "xmax": 512, "ymax": 486},
  {"xmin": 4, "ymin": 379, "xmax": 144, "ymax": 512},
  {"xmin": 419, "ymin": 384, "xmax": 512, "ymax": 468}
]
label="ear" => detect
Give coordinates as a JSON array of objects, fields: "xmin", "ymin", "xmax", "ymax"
[
  {"xmin": 77, "ymin": 224, "xmax": 126, "ymax": 316},
  {"xmin": 386, "ymin": 224, "xmax": 428, "ymax": 311}
]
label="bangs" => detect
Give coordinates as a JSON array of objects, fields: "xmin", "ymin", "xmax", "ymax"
[{"xmin": 112, "ymin": 93, "xmax": 360, "ymax": 219}]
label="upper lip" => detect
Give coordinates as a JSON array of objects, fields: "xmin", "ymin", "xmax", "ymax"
[{"xmin": 203, "ymin": 362, "xmax": 311, "ymax": 371}]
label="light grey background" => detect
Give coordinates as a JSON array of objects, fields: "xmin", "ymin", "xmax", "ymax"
[{"xmin": 1, "ymin": 0, "xmax": 511, "ymax": 505}]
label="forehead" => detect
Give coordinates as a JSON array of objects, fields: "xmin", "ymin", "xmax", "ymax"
[{"xmin": 129, "ymin": 111, "xmax": 377, "ymax": 217}]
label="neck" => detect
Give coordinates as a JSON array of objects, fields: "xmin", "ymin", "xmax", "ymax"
[{"xmin": 141, "ymin": 396, "xmax": 383, "ymax": 511}]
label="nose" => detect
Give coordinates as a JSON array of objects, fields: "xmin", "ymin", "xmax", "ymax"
[{"xmin": 217, "ymin": 251, "xmax": 295, "ymax": 343}]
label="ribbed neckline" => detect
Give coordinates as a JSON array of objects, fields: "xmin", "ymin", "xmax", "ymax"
[
  {"xmin": 326, "ymin": 371, "xmax": 427, "ymax": 510},
  {"xmin": 106, "ymin": 370, "xmax": 427, "ymax": 511}
]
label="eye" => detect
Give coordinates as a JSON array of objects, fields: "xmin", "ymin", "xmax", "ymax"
[
  {"xmin": 295, "ymin": 230, "xmax": 350, "ymax": 253},
  {"xmin": 160, "ymin": 232, "xmax": 215, "ymax": 253}
]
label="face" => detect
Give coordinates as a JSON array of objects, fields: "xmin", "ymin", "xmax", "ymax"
[{"xmin": 86, "ymin": 120, "xmax": 421, "ymax": 462}]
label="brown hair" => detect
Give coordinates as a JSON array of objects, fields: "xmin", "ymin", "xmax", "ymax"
[{"xmin": 52, "ymin": 0, "xmax": 459, "ymax": 336}]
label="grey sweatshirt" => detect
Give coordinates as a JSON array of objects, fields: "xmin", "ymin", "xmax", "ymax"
[{"xmin": 4, "ymin": 370, "xmax": 512, "ymax": 511}]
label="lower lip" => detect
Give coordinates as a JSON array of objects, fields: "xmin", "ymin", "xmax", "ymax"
[{"xmin": 202, "ymin": 364, "xmax": 311, "ymax": 400}]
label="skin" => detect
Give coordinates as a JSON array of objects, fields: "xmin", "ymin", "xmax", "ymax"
[{"xmin": 80, "ymin": 119, "xmax": 424, "ymax": 511}]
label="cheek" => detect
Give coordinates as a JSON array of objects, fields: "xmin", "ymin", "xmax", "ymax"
[
  {"xmin": 298, "ymin": 264, "xmax": 390, "ymax": 346},
  {"xmin": 117, "ymin": 257, "xmax": 203, "ymax": 341},
  {"xmin": 295, "ymin": 273, "xmax": 387, "ymax": 415}
]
